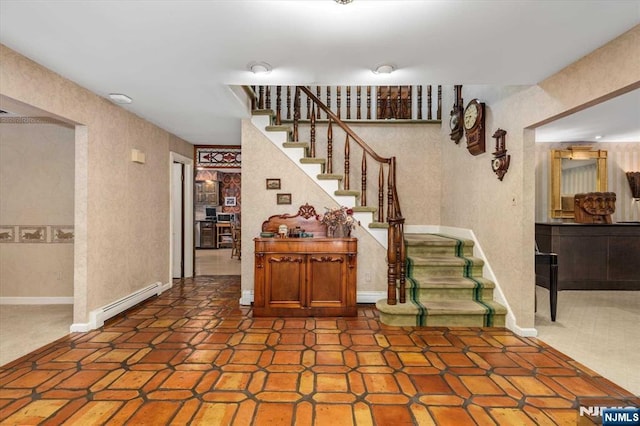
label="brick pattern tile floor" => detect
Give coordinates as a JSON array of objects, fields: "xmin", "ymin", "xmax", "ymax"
[{"xmin": 0, "ymin": 276, "xmax": 637, "ymax": 425}]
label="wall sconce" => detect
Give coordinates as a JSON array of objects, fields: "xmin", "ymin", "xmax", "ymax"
[{"xmin": 626, "ymin": 172, "xmax": 640, "ymax": 200}]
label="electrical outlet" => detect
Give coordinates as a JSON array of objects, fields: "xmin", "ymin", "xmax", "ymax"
[{"xmin": 365, "ymin": 272, "xmax": 372, "ymax": 283}]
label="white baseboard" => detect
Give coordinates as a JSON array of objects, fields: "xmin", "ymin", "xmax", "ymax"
[
  {"xmin": 0, "ymin": 296, "xmax": 73, "ymax": 305},
  {"xmin": 70, "ymin": 281, "xmax": 165, "ymax": 332},
  {"xmin": 240, "ymin": 290, "xmax": 386, "ymax": 306},
  {"xmin": 240, "ymin": 290, "xmax": 253, "ymax": 306},
  {"xmin": 356, "ymin": 291, "xmax": 386, "ymax": 304}
]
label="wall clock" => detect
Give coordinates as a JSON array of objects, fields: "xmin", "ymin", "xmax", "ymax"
[
  {"xmin": 463, "ymin": 98, "xmax": 486, "ymax": 156},
  {"xmin": 491, "ymin": 128, "xmax": 510, "ymax": 181},
  {"xmin": 449, "ymin": 85, "xmax": 464, "ymax": 144}
]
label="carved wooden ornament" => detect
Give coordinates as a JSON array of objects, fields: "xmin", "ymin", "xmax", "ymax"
[{"xmin": 491, "ymin": 128, "xmax": 510, "ymax": 181}]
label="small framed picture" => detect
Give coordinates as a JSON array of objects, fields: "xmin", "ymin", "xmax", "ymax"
[
  {"xmin": 266, "ymin": 178, "xmax": 281, "ymax": 190},
  {"xmin": 276, "ymin": 193, "xmax": 292, "ymax": 205},
  {"xmin": 224, "ymin": 196, "xmax": 237, "ymax": 206}
]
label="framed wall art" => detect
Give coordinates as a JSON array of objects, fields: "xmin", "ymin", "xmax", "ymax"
[
  {"xmin": 266, "ymin": 178, "xmax": 281, "ymax": 190},
  {"xmin": 276, "ymin": 193, "xmax": 292, "ymax": 205}
]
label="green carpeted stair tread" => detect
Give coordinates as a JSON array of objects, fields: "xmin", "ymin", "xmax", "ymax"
[
  {"xmin": 252, "ymin": 109, "xmax": 274, "ymax": 116},
  {"xmin": 300, "ymin": 158, "xmax": 326, "ymax": 164},
  {"xmin": 283, "ymin": 142, "xmax": 309, "ymax": 149},
  {"xmin": 405, "ymin": 233, "xmax": 474, "ymax": 247},
  {"xmin": 406, "ymin": 276, "xmax": 495, "ymax": 289},
  {"xmin": 266, "ymin": 124, "xmax": 292, "ymax": 133},
  {"xmin": 419, "ymin": 300, "xmax": 507, "ymax": 315},
  {"xmin": 408, "ymin": 255, "xmax": 485, "ymax": 267}
]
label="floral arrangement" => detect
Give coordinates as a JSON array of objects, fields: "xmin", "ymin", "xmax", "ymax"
[{"xmin": 320, "ymin": 206, "xmax": 357, "ymax": 236}]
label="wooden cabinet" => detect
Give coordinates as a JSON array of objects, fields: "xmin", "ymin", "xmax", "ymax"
[
  {"xmin": 253, "ymin": 238, "xmax": 357, "ymax": 317},
  {"xmin": 199, "ymin": 221, "xmax": 215, "ymax": 249},
  {"xmin": 536, "ymin": 223, "xmax": 640, "ymax": 290}
]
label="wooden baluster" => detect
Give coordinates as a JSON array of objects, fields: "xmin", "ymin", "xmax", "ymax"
[
  {"xmin": 310, "ymin": 104, "xmax": 316, "ymax": 158},
  {"xmin": 258, "ymin": 86, "xmax": 265, "ymax": 110},
  {"xmin": 265, "ymin": 86, "xmax": 271, "ymax": 110},
  {"xmin": 275, "ymin": 86, "xmax": 282, "ymax": 125},
  {"xmin": 346, "ymin": 86, "xmax": 351, "ymax": 120},
  {"xmin": 286, "ymin": 86, "xmax": 291, "ymax": 119},
  {"xmin": 251, "ymin": 85, "xmax": 256, "ymax": 110},
  {"xmin": 387, "ymin": 221, "xmax": 398, "ymax": 305},
  {"xmin": 407, "ymin": 86, "xmax": 412, "ymax": 120},
  {"xmin": 344, "ymin": 134, "xmax": 350, "ymax": 190},
  {"xmin": 356, "ymin": 86, "xmax": 362, "ymax": 120},
  {"xmin": 361, "ymin": 153, "xmax": 367, "ymax": 207},
  {"xmin": 293, "ymin": 87, "xmax": 300, "ymax": 142},
  {"xmin": 417, "ymin": 85, "xmax": 423, "ymax": 120},
  {"xmin": 327, "ymin": 119, "xmax": 333, "ymax": 174},
  {"xmin": 427, "ymin": 85, "xmax": 433, "ymax": 120},
  {"xmin": 326, "ymin": 87, "xmax": 331, "ymax": 119},
  {"xmin": 437, "ymin": 85, "xmax": 442, "ymax": 120},
  {"xmin": 336, "ymin": 86, "xmax": 341, "ymax": 119},
  {"xmin": 306, "ymin": 93, "xmax": 311, "ymax": 119},
  {"xmin": 396, "ymin": 85, "xmax": 401, "ymax": 119},
  {"xmin": 385, "ymin": 87, "xmax": 393, "ymax": 119},
  {"xmin": 316, "ymin": 86, "xmax": 322, "ymax": 119},
  {"xmin": 378, "ymin": 165, "xmax": 384, "ymax": 222},
  {"xmin": 398, "ymin": 222, "xmax": 406, "ymax": 304},
  {"xmin": 367, "ymin": 86, "xmax": 371, "ymax": 120}
]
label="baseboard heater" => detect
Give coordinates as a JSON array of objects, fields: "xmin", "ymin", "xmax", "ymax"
[{"xmin": 88, "ymin": 281, "xmax": 163, "ymax": 330}]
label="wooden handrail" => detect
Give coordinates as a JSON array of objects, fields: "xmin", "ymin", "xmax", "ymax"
[{"xmin": 299, "ymin": 86, "xmax": 390, "ymax": 165}]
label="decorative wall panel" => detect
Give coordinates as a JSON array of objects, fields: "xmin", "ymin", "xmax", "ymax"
[{"xmin": 196, "ymin": 146, "xmax": 241, "ymax": 168}]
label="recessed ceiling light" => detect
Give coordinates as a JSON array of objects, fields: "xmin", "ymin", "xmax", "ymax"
[
  {"xmin": 594, "ymin": 135, "xmax": 603, "ymax": 140},
  {"xmin": 335, "ymin": 0, "xmax": 354, "ymax": 4},
  {"xmin": 108, "ymin": 93, "xmax": 133, "ymax": 104},
  {"xmin": 373, "ymin": 64, "xmax": 395, "ymax": 74},
  {"xmin": 248, "ymin": 61, "xmax": 272, "ymax": 74}
]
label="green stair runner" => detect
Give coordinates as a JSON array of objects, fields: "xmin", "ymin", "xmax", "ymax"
[{"xmin": 377, "ymin": 233, "xmax": 507, "ymax": 327}]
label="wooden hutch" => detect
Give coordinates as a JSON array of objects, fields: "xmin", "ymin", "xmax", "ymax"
[{"xmin": 253, "ymin": 204, "xmax": 357, "ymax": 317}]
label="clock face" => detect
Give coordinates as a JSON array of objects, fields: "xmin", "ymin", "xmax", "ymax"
[
  {"xmin": 449, "ymin": 113, "xmax": 459, "ymax": 130},
  {"xmin": 492, "ymin": 158, "xmax": 502, "ymax": 171},
  {"xmin": 463, "ymin": 103, "xmax": 478, "ymax": 129}
]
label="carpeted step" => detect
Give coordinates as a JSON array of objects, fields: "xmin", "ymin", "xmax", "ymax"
[
  {"xmin": 376, "ymin": 299, "xmax": 506, "ymax": 327},
  {"xmin": 405, "ymin": 234, "xmax": 474, "ymax": 257},
  {"xmin": 407, "ymin": 255, "xmax": 484, "ymax": 279},
  {"xmin": 406, "ymin": 276, "xmax": 495, "ymax": 301}
]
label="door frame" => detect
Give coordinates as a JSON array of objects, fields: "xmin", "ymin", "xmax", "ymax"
[{"xmin": 169, "ymin": 152, "xmax": 194, "ymax": 283}]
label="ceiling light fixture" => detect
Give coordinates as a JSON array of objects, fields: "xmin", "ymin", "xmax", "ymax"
[
  {"xmin": 373, "ymin": 64, "xmax": 395, "ymax": 74},
  {"xmin": 108, "ymin": 93, "xmax": 133, "ymax": 104},
  {"xmin": 335, "ymin": 0, "xmax": 354, "ymax": 4},
  {"xmin": 594, "ymin": 135, "xmax": 603, "ymax": 140},
  {"xmin": 248, "ymin": 61, "xmax": 272, "ymax": 74}
]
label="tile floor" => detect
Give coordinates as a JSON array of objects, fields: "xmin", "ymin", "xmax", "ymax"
[{"xmin": 1, "ymin": 275, "xmax": 637, "ymax": 425}]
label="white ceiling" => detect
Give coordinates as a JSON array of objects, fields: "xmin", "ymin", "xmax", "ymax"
[{"xmin": 0, "ymin": 0, "xmax": 638, "ymax": 145}]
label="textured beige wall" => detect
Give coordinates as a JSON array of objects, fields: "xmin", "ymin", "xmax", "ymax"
[
  {"xmin": 241, "ymin": 120, "xmax": 388, "ymax": 297},
  {"xmin": 0, "ymin": 44, "xmax": 193, "ymax": 323},
  {"xmin": 441, "ymin": 25, "xmax": 640, "ymax": 329},
  {"xmin": 0, "ymin": 122, "xmax": 75, "ymax": 297},
  {"xmin": 535, "ymin": 142, "xmax": 640, "ymax": 223}
]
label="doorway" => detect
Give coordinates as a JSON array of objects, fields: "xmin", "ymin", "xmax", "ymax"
[{"xmin": 170, "ymin": 152, "xmax": 194, "ymax": 280}]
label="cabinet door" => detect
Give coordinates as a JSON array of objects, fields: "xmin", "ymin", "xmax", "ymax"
[
  {"xmin": 264, "ymin": 254, "xmax": 306, "ymax": 310},
  {"xmin": 307, "ymin": 254, "xmax": 348, "ymax": 309}
]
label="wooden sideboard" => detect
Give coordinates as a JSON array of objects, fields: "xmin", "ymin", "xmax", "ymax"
[
  {"xmin": 253, "ymin": 237, "xmax": 357, "ymax": 317},
  {"xmin": 535, "ymin": 222, "xmax": 640, "ymax": 291}
]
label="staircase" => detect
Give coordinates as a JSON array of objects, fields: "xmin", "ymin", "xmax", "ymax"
[
  {"xmin": 249, "ymin": 85, "xmax": 508, "ymax": 328},
  {"xmin": 376, "ymin": 234, "xmax": 506, "ymax": 327}
]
